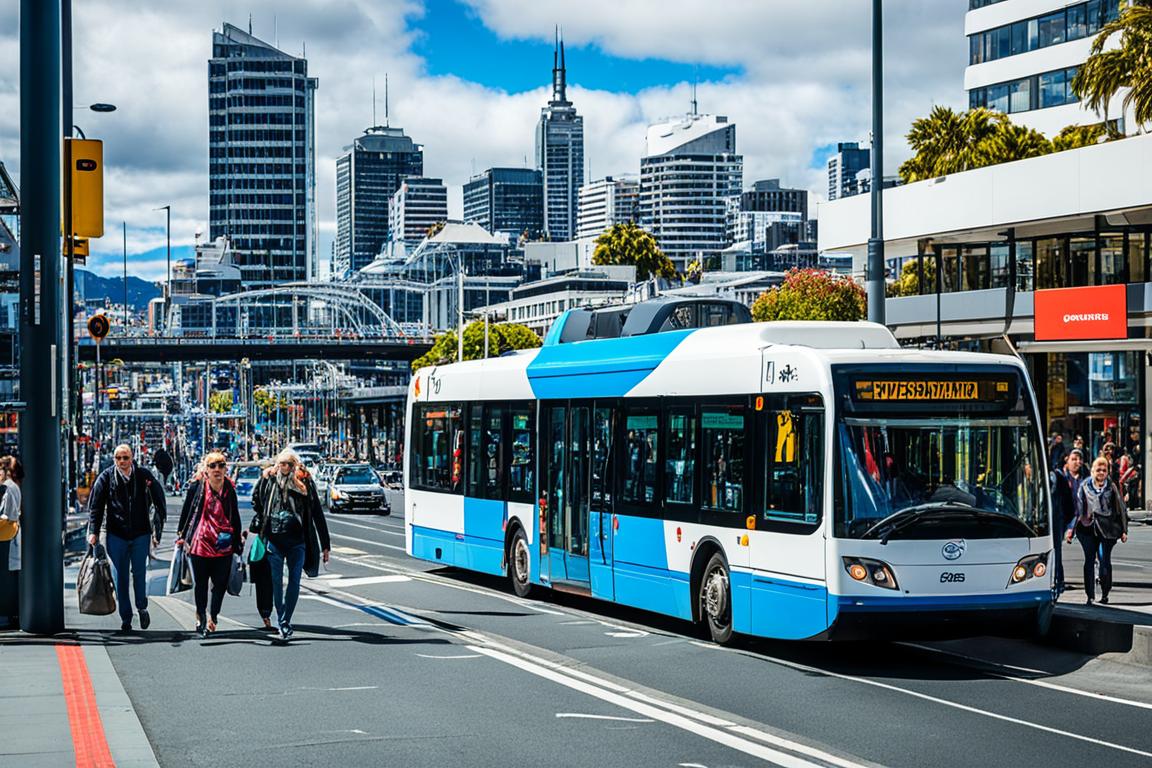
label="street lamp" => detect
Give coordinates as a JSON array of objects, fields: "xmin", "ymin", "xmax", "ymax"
[{"xmin": 155, "ymin": 205, "xmax": 171, "ymax": 328}]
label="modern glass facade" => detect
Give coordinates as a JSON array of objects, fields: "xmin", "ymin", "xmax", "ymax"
[
  {"xmin": 463, "ymin": 168, "xmax": 544, "ymax": 241},
  {"xmin": 968, "ymin": 66, "xmax": 1081, "ymax": 113},
  {"xmin": 209, "ymin": 23, "xmax": 318, "ymax": 288},
  {"xmin": 968, "ymin": 0, "xmax": 1119, "ymax": 65},
  {"xmin": 334, "ymin": 126, "xmax": 423, "ymax": 278},
  {"xmin": 535, "ymin": 38, "xmax": 584, "ymax": 242}
]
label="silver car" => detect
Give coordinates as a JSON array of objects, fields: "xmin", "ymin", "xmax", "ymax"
[{"xmin": 328, "ymin": 463, "xmax": 391, "ymax": 515}]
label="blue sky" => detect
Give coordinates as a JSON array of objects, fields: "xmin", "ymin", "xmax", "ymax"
[{"xmin": 412, "ymin": 1, "xmax": 741, "ymax": 94}]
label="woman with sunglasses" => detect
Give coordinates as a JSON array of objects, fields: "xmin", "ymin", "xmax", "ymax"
[
  {"xmin": 176, "ymin": 452, "xmax": 243, "ymax": 638},
  {"xmin": 250, "ymin": 448, "xmax": 330, "ymax": 641}
]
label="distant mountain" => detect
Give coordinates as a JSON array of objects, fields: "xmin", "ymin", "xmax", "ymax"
[{"xmin": 75, "ymin": 269, "xmax": 162, "ymax": 311}]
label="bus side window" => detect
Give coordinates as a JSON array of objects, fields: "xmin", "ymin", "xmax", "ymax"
[
  {"xmin": 764, "ymin": 396, "xmax": 823, "ymax": 526},
  {"xmin": 466, "ymin": 404, "xmax": 484, "ymax": 497},
  {"xmin": 508, "ymin": 404, "xmax": 535, "ymax": 503},
  {"xmin": 485, "ymin": 404, "xmax": 507, "ymax": 500},
  {"xmin": 622, "ymin": 409, "xmax": 659, "ymax": 505},
  {"xmin": 701, "ymin": 405, "xmax": 745, "ymax": 513},
  {"xmin": 665, "ymin": 407, "xmax": 697, "ymax": 505},
  {"xmin": 413, "ymin": 403, "xmax": 463, "ymax": 494}
]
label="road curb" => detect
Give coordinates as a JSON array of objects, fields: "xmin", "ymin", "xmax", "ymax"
[{"xmin": 1048, "ymin": 606, "xmax": 1152, "ymax": 665}]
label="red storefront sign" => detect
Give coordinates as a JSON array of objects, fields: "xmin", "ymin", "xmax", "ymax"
[{"xmin": 1033, "ymin": 284, "xmax": 1128, "ymax": 341}]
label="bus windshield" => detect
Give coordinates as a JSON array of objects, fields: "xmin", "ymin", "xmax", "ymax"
[{"xmin": 836, "ymin": 417, "xmax": 1048, "ymax": 540}]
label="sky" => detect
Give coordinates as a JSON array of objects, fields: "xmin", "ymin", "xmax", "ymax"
[{"xmin": 0, "ymin": 1, "xmax": 968, "ymax": 281}]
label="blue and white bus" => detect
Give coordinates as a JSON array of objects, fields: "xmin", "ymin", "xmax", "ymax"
[{"xmin": 404, "ymin": 299, "xmax": 1053, "ymax": 642}]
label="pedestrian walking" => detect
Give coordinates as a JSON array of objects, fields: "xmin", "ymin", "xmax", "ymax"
[
  {"xmin": 1048, "ymin": 432, "xmax": 1067, "ymax": 472},
  {"xmin": 87, "ymin": 444, "xmax": 167, "ymax": 632},
  {"xmin": 176, "ymin": 451, "xmax": 243, "ymax": 638},
  {"xmin": 250, "ymin": 449, "xmax": 330, "ymax": 641},
  {"xmin": 0, "ymin": 456, "xmax": 23, "ymax": 627},
  {"xmin": 1049, "ymin": 449, "xmax": 1083, "ymax": 595},
  {"xmin": 1066, "ymin": 456, "xmax": 1129, "ymax": 605}
]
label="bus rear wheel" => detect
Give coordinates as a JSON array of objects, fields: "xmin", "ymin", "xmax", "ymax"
[
  {"xmin": 508, "ymin": 528, "xmax": 535, "ymax": 598},
  {"xmin": 699, "ymin": 553, "xmax": 733, "ymax": 644}
]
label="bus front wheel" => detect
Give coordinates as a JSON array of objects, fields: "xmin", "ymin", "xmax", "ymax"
[
  {"xmin": 699, "ymin": 553, "xmax": 733, "ymax": 644},
  {"xmin": 508, "ymin": 528, "xmax": 535, "ymax": 598}
]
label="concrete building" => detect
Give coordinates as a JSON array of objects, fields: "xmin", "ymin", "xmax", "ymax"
[
  {"xmin": 639, "ymin": 113, "xmax": 743, "ymax": 271},
  {"xmin": 820, "ymin": 132, "xmax": 1152, "ymax": 507},
  {"xmin": 738, "ymin": 178, "xmax": 808, "ymax": 219},
  {"xmin": 209, "ymin": 22, "xmax": 318, "ymax": 287},
  {"xmin": 389, "ymin": 178, "xmax": 448, "ymax": 245},
  {"xmin": 966, "ymin": 0, "xmax": 1124, "ymax": 136},
  {"xmin": 462, "ymin": 167, "xmax": 543, "ymax": 241},
  {"xmin": 827, "ymin": 142, "xmax": 870, "ymax": 201},
  {"xmin": 334, "ymin": 126, "xmax": 424, "ymax": 279},
  {"xmin": 481, "ymin": 269, "xmax": 633, "ymax": 336},
  {"xmin": 577, "ymin": 176, "xmax": 640, "ymax": 239},
  {"xmin": 536, "ymin": 33, "xmax": 584, "ymax": 242}
]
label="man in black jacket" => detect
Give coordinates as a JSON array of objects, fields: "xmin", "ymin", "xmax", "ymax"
[
  {"xmin": 1049, "ymin": 448, "xmax": 1083, "ymax": 595},
  {"xmin": 87, "ymin": 444, "xmax": 167, "ymax": 631}
]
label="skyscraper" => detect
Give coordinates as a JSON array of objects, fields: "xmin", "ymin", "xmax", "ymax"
[
  {"xmin": 462, "ymin": 167, "xmax": 544, "ymax": 241},
  {"xmin": 334, "ymin": 126, "xmax": 424, "ymax": 278},
  {"xmin": 535, "ymin": 32, "xmax": 584, "ymax": 242},
  {"xmin": 826, "ymin": 142, "xmax": 870, "ymax": 201},
  {"xmin": 389, "ymin": 178, "xmax": 449, "ymax": 244},
  {"xmin": 639, "ymin": 113, "xmax": 742, "ymax": 270},
  {"xmin": 208, "ymin": 22, "xmax": 318, "ymax": 287}
]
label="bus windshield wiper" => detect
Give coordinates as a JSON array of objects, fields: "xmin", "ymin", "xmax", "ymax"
[{"xmin": 861, "ymin": 502, "xmax": 979, "ymax": 544}]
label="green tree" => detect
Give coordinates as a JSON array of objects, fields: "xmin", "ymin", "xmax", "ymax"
[
  {"xmin": 1052, "ymin": 122, "xmax": 1110, "ymax": 151},
  {"xmin": 592, "ymin": 222, "xmax": 677, "ymax": 281},
  {"xmin": 889, "ymin": 258, "xmax": 937, "ymax": 297},
  {"xmin": 1072, "ymin": 1, "xmax": 1152, "ymax": 131},
  {"xmin": 900, "ymin": 106, "xmax": 1005, "ymax": 182},
  {"xmin": 209, "ymin": 390, "xmax": 234, "ymax": 414},
  {"xmin": 412, "ymin": 320, "xmax": 543, "ymax": 371},
  {"xmin": 750, "ymin": 268, "xmax": 866, "ymax": 322}
]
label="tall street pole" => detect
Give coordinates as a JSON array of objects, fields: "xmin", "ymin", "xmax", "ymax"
[
  {"xmin": 21, "ymin": 0, "xmax": 65, "ymax": 634},
  {"xmin": 866, "ymin": 0, "xmax": 886, "ymax": 325},
  {"xmin": 122, "ymin": 221, "xmax": 128, "ymax": 332},
  {"xmin": 62, "ymin": 0, "xmax": 76, "ymax": 493}
]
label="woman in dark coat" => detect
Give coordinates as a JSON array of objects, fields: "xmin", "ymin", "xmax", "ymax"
[
  {"xmin": 250, "ymin": 449, "xmax": 330, "ymax": 641},
  {"xmin": 1066, "ymin": 456, "xmax": 1129, "ymax": 605},
  {"xmin": 176, "ymin": 451, "xmax": 244, "ymax": 638}
]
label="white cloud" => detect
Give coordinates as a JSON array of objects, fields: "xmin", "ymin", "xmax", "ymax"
[{"xmin": 2, "ymin": 1, "xmax": 966, "ymax": 280}]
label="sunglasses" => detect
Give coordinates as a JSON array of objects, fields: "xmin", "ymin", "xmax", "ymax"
[
  {"xmin": 207, "ymin": 461, "xmax": 227, "ymax": 469},
  {"xmin": 114, "ymin": 455, "xmax": 132, "ymax": 461}
]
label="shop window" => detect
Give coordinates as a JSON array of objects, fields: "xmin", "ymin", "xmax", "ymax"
[
  {"xmin": 1036, "ymin": 237, "xmax": 1067, "ymax": 289},
  {"xmin": 1015, "ymin": 241, "xmax": 1035, "ymax": 292},
  {"xmin": 1128, "ymin": 233, "xmax": 1147, "ymax": 283},
  {"xmin": 961, "ymin": 246, "xmax": 990, "ymax": 291},
  {"xmin": 990, "ymin": 244, "xmax": 1010, "ymax": 288},
  {"xmin": 1069, "ymin": 237, "xmax": 1097, "ymax": 286},
  {"xmin": 1100, "ymin": 235, "xmax": 1126, "ymax": 285}
]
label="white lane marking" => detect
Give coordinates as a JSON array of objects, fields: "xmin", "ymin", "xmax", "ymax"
[
  {"xmin": 605, "ymin": 630, "xmax": 648, "ymax": 638},
  {"xmin": 469, "ymin": 644, "xmax": 864, "ymax": 768},
  {"xmin": 679, "ymin": 763, "xmax": 709, "ymax": 768},
  {"xmin": 301, "ymin": 686, "xmax": 379, "ymax": 692},
  {"xmin": 555, "ymin": 713, "xmax": 655, "ymax": 723},
  {"xmin": 560, "ymin": 620, "xmax": 596, "ymax": 625},
  {"xmin": 898, "ymin": 642, "xmax": 1051, "ymax": 676},
  {"xmin": 900, "ymin": 642, "xmax": 1152, "ymax": 712},
  {"xmin": 329, "ymin": 531, "xmax": 407, "ymax": 552},
  {"xmin": 300, "ymin": 594, "xmax": 363, "ymax": 610},
  {"xmin": 330, "ymin": 553, "xmax": 566, "ymax": 615},
  {"xmin": 692, "ymin": 642, "xmax": 1152, "ymax": 759},
  {"xmin": 332, "ymin": 545, "xmax": 368, "ymax": 555},
  {"xmin": 327, "ymin": 517, "xmax": 405, "ymax": 537},
  {"xmin": 318, "ymin": 575, "xmax": 411, "ymax": 588},
  {"xmin": 415, "ymin": 653, "xmax": 483, "ymax": 660}
]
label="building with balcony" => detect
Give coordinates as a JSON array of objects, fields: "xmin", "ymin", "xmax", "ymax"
[
  {"xmin": 640, "ymin": 113, "xmax": 743, "ymax": 271},
  {"xmin": 577, "ymin": 176, "xmax": 640, "ymax": 239},
  {"xmin": 389, "ymin": 178, "xmax": 448, "ymax": 245},
  {"xmin": 965, "ymin": 0, "xmax": 1125, "ymax": 136},
  {"xmin": 820, "ymin": 133, "xmax": 1152, "ymax": 505}
]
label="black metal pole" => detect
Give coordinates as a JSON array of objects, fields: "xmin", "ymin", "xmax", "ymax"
[
  {"xmin": 123, "ymin": 221, "xmax": 128, "ymax": 333},
  {"xmin": 866, "ymin": 0, "xmax": 886, "ymax": 325},
  {"xmin": 20, "ymin": 0, "xmax": 65, "ymax": 634},
  {"xmin": 62, "ymin": 0, "xmax": 76, "ymax": 492}
]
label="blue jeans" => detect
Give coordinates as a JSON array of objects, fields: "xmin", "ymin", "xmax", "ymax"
[
  {"xmin": 1076, "ymin": 527, "xmax": 1118, "ymax": 601},
  {"xmin": 266, "ymin": 540, "xmax": 305, "ymax": 628},
  {"xmin": 106, "ymin": 533, "xmax": 150, "ymax": 623}
]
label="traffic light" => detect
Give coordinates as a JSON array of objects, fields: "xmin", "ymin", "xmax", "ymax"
[
  {"xmin": 70, "ymin": 236, "xmax": 89, "ymax": 264},
  {"xmin": 65, "ymin": 138, "xmax": 104, "ymax": 238}
]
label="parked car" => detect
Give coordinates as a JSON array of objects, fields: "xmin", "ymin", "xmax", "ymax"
[
  {"xmin": 328, "ymin": 463, "xmax": 391, "ymax": 515},
  {"xmin": 231, "ymin": 461, "xmax": 269, "ymax": 513},
  {"xmin": 314, "ymin": 463, "xmax": 335, "ymax": 510}
]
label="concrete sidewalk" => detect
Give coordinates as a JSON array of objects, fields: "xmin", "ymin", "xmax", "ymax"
[{"xmin": 0, "ymin": 580, "xmax": 160, "ymax": 767}]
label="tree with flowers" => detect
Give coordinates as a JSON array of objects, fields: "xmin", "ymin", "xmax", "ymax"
[{"xmin": 750, "ymin": 268, "xmax": 866, "ymax": 322}]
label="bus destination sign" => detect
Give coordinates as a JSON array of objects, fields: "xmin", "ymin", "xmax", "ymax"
[{"xmin": 853, "ymin": 378, "xmax": 1011, "ymax": 402}]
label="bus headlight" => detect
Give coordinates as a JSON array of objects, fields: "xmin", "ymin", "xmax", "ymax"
[
  {"xmin": 843, "ymin": 557, "xmax": 899, "ymax": 591},
  {"xmin": 1008, "ymin": 553, "xmax": 1049, "ymax": 586}
]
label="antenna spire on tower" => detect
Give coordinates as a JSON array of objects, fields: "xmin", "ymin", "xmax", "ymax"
[
  {"xmin": 691, "ymin": 68, "xmax": 699, "ymax": 116},
  {"xmin": 551, "ymin": 25, "xmax": 568, "ymax": 104},
  {"xmin": 385, "ymin": 73, "xmax": 390, "ymax": 127},
  {"xmin": 372, "ymin": 75, "xmax": 376, "ymax": 127}
]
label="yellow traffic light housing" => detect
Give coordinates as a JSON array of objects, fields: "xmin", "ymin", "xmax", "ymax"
[{"xmin": 66, "ymin": 138, "xmax": 103, "ymax": 238}]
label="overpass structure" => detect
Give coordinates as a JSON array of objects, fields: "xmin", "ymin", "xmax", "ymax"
[{"xmin": 78, "ymin": 336, "xmax": 430, "ymax": 363}]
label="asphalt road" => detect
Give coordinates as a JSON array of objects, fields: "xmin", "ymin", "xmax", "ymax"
[{"xmin": 78, "ymin": 491, "xmax": 1152, "ymax": 768}]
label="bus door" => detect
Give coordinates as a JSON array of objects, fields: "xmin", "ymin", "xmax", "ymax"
[
  {"xmin": 588, "ymin": 405, "xmax": 614, "ymax": 599},
  {"xmin": 542, "ymin": 402, "xmax": 592, "ymax": 588}
]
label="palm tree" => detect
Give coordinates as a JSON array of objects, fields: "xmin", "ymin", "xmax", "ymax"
[
  {"xmin": 899, "ymin": 106, "xmax": 1005, "ymax": 182},
  {"xmin": 977, "ymin": 122, "xmax": 1052, "ymax": 165},
  {"xmin": 1072, "ymin": 1, "xmax": 1152, "ymax": 132},
  {"xmin": 592, "ymin": 222, "xmax": 677, "ymax": 281}
]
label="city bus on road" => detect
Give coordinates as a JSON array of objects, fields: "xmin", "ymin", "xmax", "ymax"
[{"xmin": 404, "ymin": 300, "xmax": 1053, "ymax": 642}]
